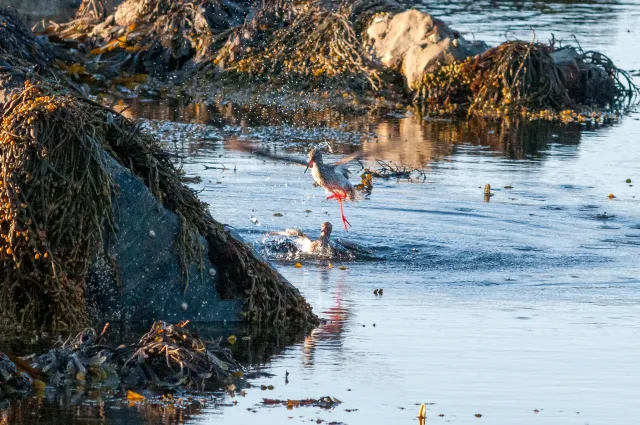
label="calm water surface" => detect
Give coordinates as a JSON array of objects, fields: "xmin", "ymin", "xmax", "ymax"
[{"xmin": 4, "ymin": 1, "xmax": 640, "ymax": 424}]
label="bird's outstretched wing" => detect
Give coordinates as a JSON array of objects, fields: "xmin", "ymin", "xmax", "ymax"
[
  {"xmin": 334, "ymin": 163, "xmax": 351, "ymax": 179},
  {"xmin": 328, "ymin": 150, "xmax": 367, "ymax": 167},
  {"xmin": 246, "ymin": 147, "xmax": 366, "ymax": 168},
  {"xmin": 236, "ymin": 141, "xmax": 386, "ymax": 169},
  {"xmin": 235, "ymin": 143, "xmax": 308, "ymax": 166},
  {"xmin": 328, "ymin": 142, "xmax": 389, "ymax": 167},
  {"xmin": 268, "ymin": 228, "xmax": 306, "ymax": 237}
]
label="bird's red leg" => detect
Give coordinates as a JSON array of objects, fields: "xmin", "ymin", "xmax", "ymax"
[
  {"xmin": 327, "ymin": 194, "xmax": 337, "ymax": 200},
  {"xmin": 338, "ymin": 196, "xmax": 351, "ymax": 230}
]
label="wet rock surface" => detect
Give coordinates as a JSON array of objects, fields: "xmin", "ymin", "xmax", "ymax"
[
  {"xmin": 0, "ymin": 353, "xmax": 32, "ymax": 398},
  {"xmin": 87, "ymin": 154, "xmax": 242, "ymax": 323}
]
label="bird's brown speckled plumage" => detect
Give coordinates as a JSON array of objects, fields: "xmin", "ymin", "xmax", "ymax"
[{"xmin": 308, "ymin": 148, "xmax": 356, "ymax": 201}]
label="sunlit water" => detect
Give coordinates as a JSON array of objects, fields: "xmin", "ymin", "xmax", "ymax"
[{"xmin": 4, "ymin": 1, "xmax": 640, "ymax": 424}]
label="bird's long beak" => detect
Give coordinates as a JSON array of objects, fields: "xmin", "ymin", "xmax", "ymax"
[{"xmin": 304, "ymin": 160, "xmax": 314, "ymax": 173}]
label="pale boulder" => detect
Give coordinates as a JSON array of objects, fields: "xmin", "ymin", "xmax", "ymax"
[{"xmin": 367, "ymin": 9, "xmax": 488, "ymax": 88}]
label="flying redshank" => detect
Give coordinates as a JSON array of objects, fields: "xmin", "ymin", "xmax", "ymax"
[
  {"xmin": 305, "ymin": 148, "xmax": 356, "ymax": 230},
  {"xmin": 243, "ymin": 146, "xmax": 369, "ymax": 230}
]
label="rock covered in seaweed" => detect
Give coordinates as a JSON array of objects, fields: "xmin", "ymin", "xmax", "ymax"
[
  {"xmin": 0, "ymin": 78, "xmax": 317, "ymax": 329},
  {"xmin": 0, "ymin": 7, "xmax": 58, "ymax": 106},
  {"xmin": 0, "ymin": 8, "xmax": 55, "ymax": 71},
  {"xmin": 24, "ymin": 0, "xmax": 638, "ymax": 121},
  {"xmin": 0, "ymin": 9, "xmax": 318, "ymax": 331},
  {"xmin": 413, "ymin": 40, "xmax": 639, "ymax": 120}
]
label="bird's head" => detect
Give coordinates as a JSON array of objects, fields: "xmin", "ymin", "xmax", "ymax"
[
  {"xmin": 320, "ymin": 222, "xmax": 333, "ymax": 237},
  {"xmin": 304, "ymin": 148, "xmax": 322, "ymax": 173}
]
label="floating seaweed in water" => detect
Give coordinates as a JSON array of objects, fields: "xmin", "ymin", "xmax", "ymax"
[
  {"xmin": 33, "ymin": 325, "xmax": 120, "ymax": 388},
  {"xmin": 32, "ymin": 321, "xmax": 240, "ymax": 391},
  {"xmin": 262, "ymin": 395, "xmax": 342, "ymax": 409},
  {"xmin": 122, "ymin": 321, "xmax": 240, "ymax": 390},
  {"xmin": 362, "ymin": 160, "xmax": 428, "ymax": 180}
]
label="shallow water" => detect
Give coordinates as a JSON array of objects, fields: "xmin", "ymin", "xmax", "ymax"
[{"xmin": 5, "ymin": 1, "xmax": 640, "ymax": 424}]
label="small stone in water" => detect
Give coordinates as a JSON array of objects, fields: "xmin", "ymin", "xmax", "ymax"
[
  {"xmin": 148, "ymin": 229, "xmax": 156, "ymax": 238},
  {"xmin": 209, "ymin": 268, "xmax": 216, "ymax": 277},
  {"xmin": 181, "ymin": 302, "xmax": 188, "ymax": 311},
  {"xmin": 273, "ymin": 212, "xmax": 283, "ymax": 217},
  {"xmin": 626, "ymin": 178, "xmax": 632, "ymax": 183}
]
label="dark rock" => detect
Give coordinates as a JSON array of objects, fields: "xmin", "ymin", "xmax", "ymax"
[
  {"xmin": 0, "ymin": 353, "xmax": 32, "ymax": 398},
  {"xmin": 86, "ymin": 154, "xmax": 242, "ymax": 323}
]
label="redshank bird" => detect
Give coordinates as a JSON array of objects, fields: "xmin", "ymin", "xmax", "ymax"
[
  {"xmin": 267, "ymin": 221, "xmax": 374, "ymax": 260},
  {"xmin": 269, "ymin": 221, "xmax": 334, "ymax": 255},
  {"xmin": 305, "ymin": 148, "xmax": 357, "ymax": 230},
  {"xmin": 244, "ymin": 146, "xmax": 368, "ymax": 230}
]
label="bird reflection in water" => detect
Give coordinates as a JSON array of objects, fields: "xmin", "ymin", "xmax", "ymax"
[{"xmin": 301, "ymin": 270, "xmax": 350, "ymax": 367}]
